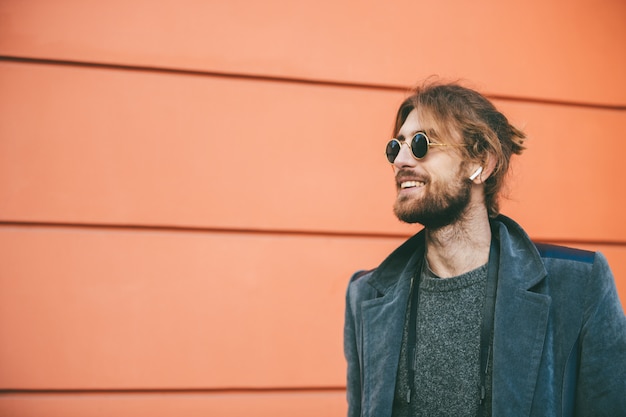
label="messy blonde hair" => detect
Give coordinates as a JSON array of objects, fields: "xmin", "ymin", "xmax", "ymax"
[{"xmin": 393, "ymin": 81, "xmax": 527, "ymax": 217}]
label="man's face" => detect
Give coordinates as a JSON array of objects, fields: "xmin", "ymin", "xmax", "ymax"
[{"xmin": 391, "ymin": 109, "xmax": 472, "ymax": 230}]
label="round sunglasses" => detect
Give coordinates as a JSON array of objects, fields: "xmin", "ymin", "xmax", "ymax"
[{"xmin": 385, "ymin": 131, "xmax": 464, "ymax": 163}]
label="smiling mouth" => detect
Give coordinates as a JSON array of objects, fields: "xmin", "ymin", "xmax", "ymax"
[{"xmin": 400, "ymin": 181, "xmax": 425, "ymax": 189}]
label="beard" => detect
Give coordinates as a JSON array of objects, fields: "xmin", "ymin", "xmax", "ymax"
[{"xmin": 393, "ymin": 172, "xmax": 472, "ymax": 230}]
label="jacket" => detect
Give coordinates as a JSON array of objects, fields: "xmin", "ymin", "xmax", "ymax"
[{"xmin": 344, "ymin": 215, "xmax": 626, "ymax": 417}]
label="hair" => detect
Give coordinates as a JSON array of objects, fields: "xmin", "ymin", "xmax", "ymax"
[{"xmin": 393, "ymin": 80, "xmax": 527, "ymax": 218}]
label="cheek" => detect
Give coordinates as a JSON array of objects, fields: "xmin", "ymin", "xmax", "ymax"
[{"xmin": 431, "ymin": 168, "xmax": 464, "ymax": 190}]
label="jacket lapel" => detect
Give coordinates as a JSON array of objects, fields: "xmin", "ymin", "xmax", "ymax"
[
  {"xmin": 361, "ymin": 276, "xmax": 412, "ymax": 417},
  {"xmin": 360, "ymin": 231, "xmax": 424, "ymax": 417},
  {"xmin": 492, "ymin": 218, "xmax": 552, "ymax": 417}
]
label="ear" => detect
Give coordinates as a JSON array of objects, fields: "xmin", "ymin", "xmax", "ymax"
[{"xmin": 470, "ymin": 153, "xmax": 497, "ymax": 184}]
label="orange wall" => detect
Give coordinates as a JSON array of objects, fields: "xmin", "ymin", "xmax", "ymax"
[{"xmin": 1, "ymin": 0, "xmax": 625, "ymax": 415}]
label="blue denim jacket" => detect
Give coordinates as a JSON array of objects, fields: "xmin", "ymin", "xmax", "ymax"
[{"xmin": 344, "ymin": 215, "xmax": 626, "ymax": 417}]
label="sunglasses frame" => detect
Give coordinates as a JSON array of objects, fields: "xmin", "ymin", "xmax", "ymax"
[{"xmin": 385, "ymin": 131, "xmax": 465, "ymax": 163}]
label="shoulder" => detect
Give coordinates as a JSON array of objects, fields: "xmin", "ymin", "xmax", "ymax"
[
  {"xmin": 534, "ymin": 242, "xmax": 595, "ymax": 264},
  {"xmin": 532, "ymin": 241, "xmax": 611, "ymax": 290},
  {"xmin": 531, "ymin": 243, "xmax": 619, "ymax": 323},
  {"xmin": 494, "ymin": 215, "xmax": 614, "ymax": 300},
  {"xmin": 350, "ymin": 269, "xmax": 376, "ymax": 283},
  {"xmin": 494, "ymin": 214, "xmax": 603, "ymax": 273},
  {"xmin": 533, "ymin": 242, "xmax": 611, "ymax": 281},
  {"xmin": 346, "ymin": 268, "xmax": 379, "ymax": 307}
]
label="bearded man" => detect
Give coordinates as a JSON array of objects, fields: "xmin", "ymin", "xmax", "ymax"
[{"xmin": 343, "ymin": 81, "xmax": 626, "ymax": 417}]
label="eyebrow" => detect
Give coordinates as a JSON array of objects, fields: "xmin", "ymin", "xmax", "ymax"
[{"xmin": 396, "ymin": 130, "xmax": 423, "ymax": 142}]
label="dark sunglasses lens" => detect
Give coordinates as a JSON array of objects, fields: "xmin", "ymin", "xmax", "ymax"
[
  {"xmin": 385, "ymin": 140, "xmax": 400, "ymax": 163},
  {"xmin": 411, "ymin": 133, "xmax": 428, "ymax": 158}
]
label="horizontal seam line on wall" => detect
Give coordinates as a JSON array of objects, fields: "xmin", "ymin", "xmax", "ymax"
[
  {"xmin": 533, "ymin": 239, "xmax": 626, "ymax": 248},
  {"xmin": 0, "ymin": 220, "xmax": 412, "ymax": 240},
  {"xmin": 0, "ymin": 54, "xmax": 408, "ymax": 93},
  {"xmin": 1, "ymin": 221, "xmax": 626, "ymax": 247},
  {"xmin": 1, "ymin": 55, "xmax": 624, "ymax": 111},
  {"xmin": 0, "ymin": 387, "xmax": 346, "ymax": 395}
]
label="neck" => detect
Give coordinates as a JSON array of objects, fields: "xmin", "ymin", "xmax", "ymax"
[{"xmin": 424, "ymin": 202, "xmax": 492, "ymax": 278}]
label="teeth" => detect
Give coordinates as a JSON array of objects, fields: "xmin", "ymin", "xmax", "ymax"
[{"xmin": 400, "ymin": 181, "xmax": 424, "ymax": 189}]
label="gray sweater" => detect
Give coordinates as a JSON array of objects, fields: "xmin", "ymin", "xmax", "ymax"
[{"xmin": 392, "ymin": 262, "xmax": 492, "ymax": 417}]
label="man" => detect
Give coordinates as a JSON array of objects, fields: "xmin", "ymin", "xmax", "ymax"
[{"xmin": 343, "ymin": 81, "xmax": 626, "ymax": 417}]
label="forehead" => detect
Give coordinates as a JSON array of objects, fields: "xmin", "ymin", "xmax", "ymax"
[
  {"xmin": 396, "ymin": 109, "xmax": 422, "ymax": 140},
  {"xmin": 396, "ymin": 108, "xmax": 443, "ymax": 140}
]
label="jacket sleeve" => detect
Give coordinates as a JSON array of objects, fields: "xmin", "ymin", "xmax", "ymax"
[{"xmin": 575, "ymin": 252, "xmax": 626, "ymax": 416}]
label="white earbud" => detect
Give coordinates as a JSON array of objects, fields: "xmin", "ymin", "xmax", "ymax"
[{"xmin": 469, "ymin": 166, "xmax": 483, "ymax": 181}]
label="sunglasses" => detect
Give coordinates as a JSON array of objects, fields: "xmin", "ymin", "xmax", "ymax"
[{"xmin": 385, "ymin": 131, "xmax": 464, "ymax": 163}]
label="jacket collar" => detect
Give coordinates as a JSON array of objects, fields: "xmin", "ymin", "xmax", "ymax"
[
  {"xmin": 366, "ymin": 229, "xmax": 425, "ymax": 295},
  {"xmin": 493, "ymin": 214, "xmax": 547, "ymax": 289},
  {"xmin": 365, "ymin": 214, "xmax": 547, "ymax": 294}
]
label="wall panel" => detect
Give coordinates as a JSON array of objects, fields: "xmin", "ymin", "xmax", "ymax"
[
  {"xmin": 1, "ymin": 0, "xmax": 625, "ymax": 105},
  {"xmin": 0, "ymin": 391, "xmax": 346, "ymax": 417},
  {"xmin": 0, "ymin": 60, "xmax": 402, "ymax": 234},
  {"xmin": 0, "ymin": 225, "xmax": 400, "ymax": 389},
  {"xmin": 498, "ymin": 103, "xmax": 626, "ymax": 243},
  {"xmin": 1, "ymin": 61, "xmax": 625, "ymax": 243}
]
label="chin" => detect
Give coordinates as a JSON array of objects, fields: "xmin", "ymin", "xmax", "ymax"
[{"xmin": 393, "ymin": 197, "xmax": 469, "ymax": 230}]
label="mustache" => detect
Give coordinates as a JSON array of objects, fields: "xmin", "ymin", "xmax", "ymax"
[{"xmin": 395, "ymin": 169, "xmax": 429, "ymax": 183}]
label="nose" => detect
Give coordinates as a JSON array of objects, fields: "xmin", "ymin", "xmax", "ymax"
[{"xmin": 393, "ymin": 142, "xmax": 417, "ymax": 169}]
